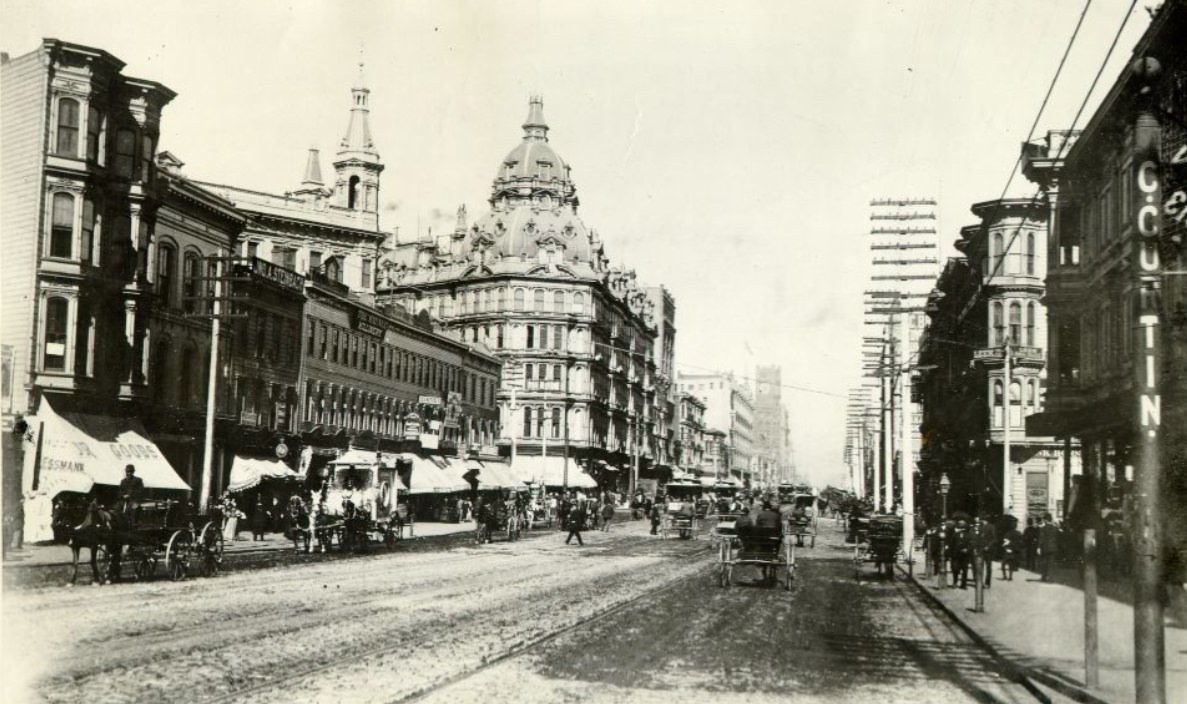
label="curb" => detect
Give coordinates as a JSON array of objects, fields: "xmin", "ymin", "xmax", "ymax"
[{"xmin": 901, "ymin": 565, "xmax": 1113, "ymax": 704}]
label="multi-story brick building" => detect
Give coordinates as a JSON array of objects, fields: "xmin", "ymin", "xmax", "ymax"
[{"xmin": 675, "ymin": 371, "xmax": 755, "ymax": 484}]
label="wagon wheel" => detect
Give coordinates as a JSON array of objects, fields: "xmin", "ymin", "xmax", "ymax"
[
  {"xmin": 132, "ymin": 548, "xmax": 155, "ymax": 581},
  {"xmin": 197, "ymin": 521, "xmax": 224, "ymax": 577},
  {"xmin": 95, "ymin": 544, "xmax": 115, "ymax": 585},
  {"xmin": 165, "ymin": 529, "xmax": 192, "ymax": 582}
]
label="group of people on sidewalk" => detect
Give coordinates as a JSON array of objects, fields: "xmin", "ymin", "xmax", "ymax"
[{"xmin": 924, "ymin": 511, "xmax": 1063, "ymax": 588}]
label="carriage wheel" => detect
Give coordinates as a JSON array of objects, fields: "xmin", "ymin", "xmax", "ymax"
[
  {"xmin": 198, "ymin": 521, "xmax": 224, "ymax": 577},
  {"xmin": 95, "ymin": 544, "xmax": 115, "ymax": 585},
  {"xmin": 165, "ymin": 529, "xmax": 192, "ymax": 582},
  {"xmin": 133, "ymin": 550, "xmax": 155, "ymax": 581}
]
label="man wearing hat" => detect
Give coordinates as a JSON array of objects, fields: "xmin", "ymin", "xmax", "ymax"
[{"xmin": 119, "ymin": 464, "xmax": 144, "ymax": 523}]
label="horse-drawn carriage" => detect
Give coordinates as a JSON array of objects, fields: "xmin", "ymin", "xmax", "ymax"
[
  {"xmin": 717, "ymin": 521, "xmax": 797, "ymax": 590},
  {"xmin": 854, "ymin": 514, "xmax": 902, "ymax": 580},
  {"xmin": 475, "ymin": 494, "xmax": 522, "ymax": 544},
  {"xmin": 293, "ymin": 451, "xmax": 406, "ymax": 553},
  {"xmin": 67, "ymin": 499, "xmax": 223, "ymax": 585},
  {"xmin": 660, "ymin": 500, "xmax": 698, "ymax": 540}
]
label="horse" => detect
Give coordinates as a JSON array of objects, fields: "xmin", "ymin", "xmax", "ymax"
[
  {"xmin": 61, "ymin": 501, "xmax": 126, "ymax": 586},
  {"xmin": 287, "ymin": 496, "xmax": 313, "ymax": 553}
]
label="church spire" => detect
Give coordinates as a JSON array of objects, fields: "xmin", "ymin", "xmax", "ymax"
[{"xmin": 522, "ymin": 95, "xmax": 548, "ymax": 142}]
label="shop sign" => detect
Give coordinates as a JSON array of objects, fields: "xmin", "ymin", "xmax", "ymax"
[
  {"xmin": 419, "ymin": 395, "xmax": 443, "ymax": 407},
  {"xmin": 251, "ymin": 257, "xmax": 304, "ymax": 292},
  {"xmin": 353, "ymin": 308, "xmax": 388, "ymax": 338},
  {"xmin": 404, "ymin": 413, "xmax": 422, "ymax": 440},
  {"xmin": 444, "ymin": 392, "xmax": 461, "ymax": 429},
  {"xmin": 420, "ymin": 432, "xmax": 439, "ymax": 450}
]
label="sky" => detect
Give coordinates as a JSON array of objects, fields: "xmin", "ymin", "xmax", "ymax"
[{"xmin": 1, "ymin": 0, "xmax": 1154, "ymax": 488}]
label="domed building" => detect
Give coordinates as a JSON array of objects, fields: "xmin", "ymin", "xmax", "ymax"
[{"xmin": 378, "ymin": 97, "xmax": 675, "ymax": 493}]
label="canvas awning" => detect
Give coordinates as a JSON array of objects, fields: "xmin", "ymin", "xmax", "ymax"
[
  {"xmin": 510, "ymin": 456, "xmax": 598, "ymax": 489},
  {"xmin": 398, "ymin": 453, "xmax": 468, "ymax": 494},
  {"xmin": 465, "ymin": 459, "xmax": 523, "ymax": 490},
  {"xmin": 227, "ymin": 455, "xmax": 299, "ymax": 493},
  {"xmin": 28, "ymin": 395, "xmax": 190, "ymax": 498}
]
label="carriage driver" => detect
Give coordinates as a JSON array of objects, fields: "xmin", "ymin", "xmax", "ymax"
[{"xmin": 119, "ymin": 464, "xmax": 145, "ymax": 522}]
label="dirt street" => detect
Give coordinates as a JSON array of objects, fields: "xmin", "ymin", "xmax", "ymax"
[{"xmin": 3, "ymin": 519, "xmax": 1039, "ymax": 703}]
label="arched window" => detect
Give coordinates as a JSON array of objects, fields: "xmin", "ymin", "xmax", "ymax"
[
  {"xmin": 534, "ymin": 288, "xmax": 546, "ymax": 311},
  {"xmin": 56, "ymin": 98, "xmax": 80, "ymax": 156},
  {"xmin": 536, "ymin": 406, "xmax": 546, "ymax": 437},
  {"xmin": 50, "ymin": 193, "xmax": 75, "ymax": 259},
  {"xmin": 992, "ymin": 301, "xmax": 1004, "ymax": 346},
  {"xmin": 43, "ymin": 297, "xmax": 70, "ymax": 371},
  {"xmin": 553, "ymin": 290, "xmax": 565, "ymax": 312},
  {"xmin": 1009, "ymin": 381, "xmax": 1022, "ymax": 428},
  {"xmin": 496, "ymin": 324, "xmax": 504, "ymax": 348},
  {"xmin": 157, "ymin": 244, "xmax": 176, "ymax": 308},
  {"xmin": 468, "ymin": 290, "xmax": 477, "ymax": 314},
  {"xmin": 496, "ymin": 288, "xmax": 505, "ymax": 311},
  {"xmin": 1031, "ymin": 379, "xmax": 1041, "ymax": 412},
  {"xmin": 553, "ymin": 364, "xmax": 562, "ymax": 382},
  {"xmin": 324, "ymin": 257, "xmax": 341, "ymax": 282},
  {"xmin": 573, "ymin": 292, "xmax": 585, "ymax": 315},
  {"xmin": 1026, "ymin": 378, "xmax": 1036, "ymax": 408},
  {"xmin": 993, "ymin": 232, "xmax": 1005, "ymax": 273},
  {"xmin": 526, "ymin": 325, "xmax": 535, "ymax": 349},
  {"xmin": 513, "ymin": 288, "xmax": 525, "ymax": 311},
  {"xmin": 1009, "ymin": 301, "xmax": 1022, "ymax": 344},
  {"xmin": 551, "ymin": 407, "xmax": 561, "ymax": 438},
  {"xmin": 553, "ymin": 325, "xmax": 563, "ymax": 350},
  {"xmin": 523, "ymin": 407, "xmax": 533, "ymax": 438},
  {"xmin": 348, "ymin": 176, "xmax": 360, "ymax": 209},
  {"xmin": 525, "ymin": 364, "xmax": 534, "ymax": 382},
  {"xmin": 1026, "ymin": 302, "xmax": 1036, "ymax": 346},
  {"xmin": 1026, "ymin": 232, "xmax": 1036, "ymax": 275}
]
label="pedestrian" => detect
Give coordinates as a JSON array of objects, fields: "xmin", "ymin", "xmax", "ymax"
[
  {"xmin": 973, "ymin": 514, "xmax": 997, "ymax": 588},
  {"xmin": 601, "ymin": 500, "xmax": 615, "ymax": 531},
  {"xmin": 649, "ymin": 501, "xmax": 663, "ymax": 535},
  {"xmin": 1000, "ymin": 521, "xmax": 1022, "ymax": 581},
  {"xmin": 1023, "ymin": 517, "xmax": 1039, "ymax": 570},
  {"xmin": 951, "ymin": 520, "xmax": 971, "ymax": 588},
  {"xmin": 251, "ymin": 495, "xmax": 270, "ymax": 541},
  {"xmin": 1038, "ymin": 512, "xmax": 1060, "ymax": 582},
  {"xmin": 565, "ymin": 502, "xmax": 587, "ymax": 546}
]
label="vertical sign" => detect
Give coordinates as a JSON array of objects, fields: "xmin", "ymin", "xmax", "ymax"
[{"xmin": 1131, "ymin": 57, "xmax": 1165, "ymax": 704}]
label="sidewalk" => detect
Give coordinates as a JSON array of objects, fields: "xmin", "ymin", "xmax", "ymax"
[
  {"xmin": 1, "ymin": 521, "xmax": 475, "ymax": 570},
  {"xmin": 907, "ymin": 562, "xmax": 1187, "ymax": 704}
]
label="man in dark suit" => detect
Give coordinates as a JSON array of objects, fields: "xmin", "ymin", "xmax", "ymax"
[
  {"xmin": 119, "ymin": 464, "xmax": 145, "ymax": 523},
  {"xmin": 565, "ymin": 502, "xmax": 586, "ymax": 546}
]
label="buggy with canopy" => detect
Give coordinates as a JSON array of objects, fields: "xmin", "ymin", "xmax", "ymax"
[{"xmin": 321, "ymin": 450, "xmax": 408, "ymax": 552}]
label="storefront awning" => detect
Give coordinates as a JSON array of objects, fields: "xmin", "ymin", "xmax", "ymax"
[
  {"xmin": 227, "ymin": 455, "xmax": 299, "ymax": 493},
  {"xmin": 510, "ymin": 456, "xmax": 598, "ymax": 489},
  {"xmin": 399, "ymin": 453, "xmax": 468, "ymax": 494},
  {"xmin": 29, "ymin": 395, "xmax": 190, "ymax": 497},
  {"xmin": 467, "ymin": 459, "xmax": 524, "ymax": 490}
]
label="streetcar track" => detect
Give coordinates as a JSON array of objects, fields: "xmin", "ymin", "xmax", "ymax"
[{"xmin": 194, "ymin": 540, "xmax": 716, "ymax": 704}]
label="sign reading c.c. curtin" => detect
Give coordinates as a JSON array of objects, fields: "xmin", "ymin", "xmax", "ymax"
[{"xmin": 1136, "ymin": 155, "xmax": 1161, "ymax": 433}]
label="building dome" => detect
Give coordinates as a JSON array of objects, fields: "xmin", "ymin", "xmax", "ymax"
[{"xmin": 460, "ymin": 96, "xmax": 599, "ymax": 267}]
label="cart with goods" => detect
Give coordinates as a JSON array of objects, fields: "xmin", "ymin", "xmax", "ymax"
[
  {"xmin": 322, "ymin": 451, "xmax": 407, "ymax": 552},
  {"xmin": 854, "ymin": 514, "xmax": 902, "ymax": 580}
]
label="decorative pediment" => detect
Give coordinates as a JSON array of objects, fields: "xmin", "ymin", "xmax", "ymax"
[
  {"xmin": 461, "ymin": 264, "xmax": 494, "ymax": 278},
  {"xmin": 471, "ymin": 230, "xmax": 496, "ymax": 251},
  {"xmin": 535, "ymin": 231, "xmax": 568, "ymax": 250}
]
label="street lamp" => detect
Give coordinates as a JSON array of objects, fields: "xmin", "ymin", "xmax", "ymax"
[{"xmin": 938, "ymin": 472, "xmax": 951, "ymax": 588}]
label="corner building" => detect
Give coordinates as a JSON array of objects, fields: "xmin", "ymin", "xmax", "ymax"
[{"xmin": 379, "ymin": 98, "xmax": 668, "ymax": 495}]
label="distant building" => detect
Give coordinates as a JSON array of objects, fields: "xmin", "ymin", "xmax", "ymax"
[
  {"xmin": 378, "ymin": 98, "xmax": 669, "ymax": 494},
  {"xmin": 675, "ymin": 371, "xmax": 754, "ymax": 484},
  {"xmin": 753, "ymin": 365, "xmax": 791, "ymax": 485}
]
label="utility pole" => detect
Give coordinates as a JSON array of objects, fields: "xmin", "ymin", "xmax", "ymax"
[
  {"xmin": 1003, "ymin": 336, "xmax": 1014, "ymax": 519},
  {"xmin": 1131, "ymin": 56, "xmax": 1165, "ymax": 704},
  {"xmin": 901, "ymin": 313, "xmax": 914, "ymax": 574},
  {"xmin": 884, "ymin": 327, "xmax": 896, "ymax": 514},
  {"xmin": 190, "ymin": 251, "xmax": 247, "ymax": 514}
]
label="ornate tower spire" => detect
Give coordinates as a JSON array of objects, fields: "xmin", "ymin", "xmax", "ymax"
[
  {"xmin": 333, "ymin": 57, "xmax": 384, "ymax": 217},
  {"xmin": 522, "ymin": 94, "xmax": 548, "ymax": 142}
]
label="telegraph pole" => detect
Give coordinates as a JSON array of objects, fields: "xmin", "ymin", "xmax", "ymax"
[
  {"xmin": 1131, "ymin": 56, "xmax": 1165, "ymax": 704},
  {"xmin": 1003, "ymin": 336, "xmax": 1014, "ymax": 519}
]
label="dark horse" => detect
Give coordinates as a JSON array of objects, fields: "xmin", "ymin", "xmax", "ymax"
[{"xmin": 61, "ymin": 500, "xmax": 128, "ymax": 586}]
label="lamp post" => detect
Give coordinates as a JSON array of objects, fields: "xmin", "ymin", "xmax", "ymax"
[{"xmin": 938, "ymin": 472, "xmax": 951, "ymax": 588}]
